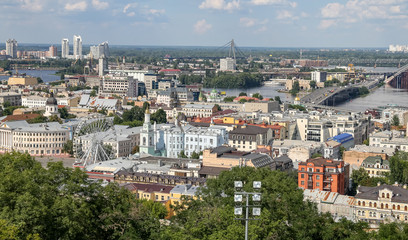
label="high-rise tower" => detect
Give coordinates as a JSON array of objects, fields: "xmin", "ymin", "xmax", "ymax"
[
  {"xmin": 61, "ymin": 38, "xmax": 69, "ymax": 58},
  {"xmin": 6, "ymin": 39, "xmax": 17, "ymax": 58},
  {"xmin": 73, "ymin": 35, "xmax": 82, "ymax": 59}
]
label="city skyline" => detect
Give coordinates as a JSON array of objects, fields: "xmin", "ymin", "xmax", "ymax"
[{"xmin": 1, "ymin": 0, "xmax": 408, "ymax": 48}]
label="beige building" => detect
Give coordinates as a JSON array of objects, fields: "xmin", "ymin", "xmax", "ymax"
[
  {"xmin": 244, "ymin": 101, "xmax": 280, "ymax": 113},
  {"xmin": 355, "ymin": 184, "xmax": 408, "ymax": 228},
  {"xmin": 182, "ymin": 104, "xmax": 217, "ymax": 118},
  {"xmin": 0, "ymin": 121, "xmax": 70, "ymax": 156},
  {"xmin": 343, "ymin": 145, "xmax": 393, "ymax": 172},
  {"xmin": 228, "ymin": 125, "xmax": 272, "ymax": 151},
  {"xmin": 361, "ymin": 156, "xmax": 390, "ymax": 178},
  {"xmin": 8, "ymin": 76, "xmax": 38, "ymax": 86}
]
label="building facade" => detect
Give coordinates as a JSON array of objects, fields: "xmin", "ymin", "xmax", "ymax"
[
  {"xmin": 0, "ymin": 92, "xmax": 21, "ymax": 106},
  {"xmin": 73, "ymin": 35, "xmax": 82, "ymax": 59},
  {"xmin": 298, "ymin": 158, "xmax": 349, "ymax": 194},
  {"xmin": 228, "ymin": 125, "xmax": 272, "ymax": 151},
  {"xmin": 61, "ymin": 38, "xmax": 69, "ymax": 58},
  {"xmin": 6, "ymin": 39, "xmax": 17, "ymax": 58}
]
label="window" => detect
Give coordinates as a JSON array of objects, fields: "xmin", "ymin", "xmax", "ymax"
[
  {"xmin": 301, "ymin": 174, "xmax": 304, "ymax": 178},
  {"xmin": 387, "ymin": 193, "xmax": 390, "ymax": 198},
  {"xmin": 316, "ymin": 175, "xmax": 320, "ymax": 180},
  {"xmin": 316, "ymin": 182, "xmax": 320, "ymax": 187},
  {"xmin": 301, "ymin": 181, "xmax": 305, "ymax": 185},
  {"xmin": 161, "ymin": 196, "xmax": 164, "ymax": 201}
]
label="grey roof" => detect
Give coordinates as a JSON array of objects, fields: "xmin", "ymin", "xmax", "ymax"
[
  {"xmin": 356, "ymin": 185, "xmax": 408, "ymax": 203},
  {"xmin": 79, "ymin": 94, "xmax": 90, "ymax": 105},
  {"xmin": 229, "ymin": 125, "xmax": 269, "ymax": 135},
  {"xmin": 362, "ymin": 156, "xmax": 389, "ymax": 167},
  {"xmin": 170, "ymin": 184, "xmax": 200, "ymax": 196},
  {"xmin": 244, "ymin": 153, "xmax": 274, "ymax": 168},
  {"xmin": 86, "ymin": 159, "xmax": 137, "ymax": 174},
  {"xmin": 210, "ymin": 146, "xmax": 236, "ymax": 156},
  {"xmin": 274, "ymin": 155, "xmax": 293, "ymax": 164}
]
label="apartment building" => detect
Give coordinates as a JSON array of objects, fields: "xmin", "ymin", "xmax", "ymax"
[
  {"xmin": 298, "ymin": 158, "xmax": 349, "ymax": 194},
  {"xmin": 228, "ymin": 125, "xmax": 272, "ymax": 151},
  {"xmin": 101, "ymin": 74, "xmax": 138, "ymax": 97},
  {"xmin": 0, "ymin": 92, "xmax": 21, "ymax": 106},
  {"xmin": 361, "ymin": 156, "xmax": 390, "ymax": 178}
]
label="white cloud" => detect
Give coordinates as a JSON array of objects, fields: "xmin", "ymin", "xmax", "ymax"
[
  {"xmin": 250, "ymin": 0, "xmax": 297, "ymax": 7},
  {"xmin": 92, "ymin": 0, "xmax": 108, "ymax": 10},
  {"xmin": 277, "ymin": 10, "xmax": 295, "ymax": 20},
  {"xmin": 320, "ymin": 0, "xmax": 408, "ymax": 29},
  {"xmin": 123, "ymin": 3, "xmax": 137, "ymax": 16},
  {"xmin": 240, "ymin": 17, "xmax": 256, "ymax": 27},
  {"xmin": 149, "ymin": 9, "xmax": 165, "ymax": 15},
  {"xmin": 20, "ymin": 0, "xmax": 44, "ymax": 12},
  {"xmin": 65, "ymin": 1, "xmax": 87, "ymax": 11},
  {"xmin": 194, "ymin": 19, "xmax": 212, "ymax": 34},
  {"xmin": 199, "ymin": 0, "xmax": 240, "ymax": 11}
]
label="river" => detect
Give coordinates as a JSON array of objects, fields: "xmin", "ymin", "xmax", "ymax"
[{"xmin": 3, "ymin": 69, "xmax": 408, "ymax": 112}]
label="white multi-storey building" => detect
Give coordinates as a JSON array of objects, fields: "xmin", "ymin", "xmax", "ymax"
[
  {"xmin": 6, "ymin": 39, "xmax": 17, "ymax": 58},
  {"xmin": 90, "ymin": 41, "xmax": 109, "ymax": 58},
  {"xmin": 220, "ymin": 57, "xmax": 236, "ymax": 71},
  {"xmin": 73, "ymin": 35, "xmax": 82, "ymax": 59},
  {"xmin": 108, "ymin": 69, "xmax": 153, "ymax": 83},
  {"xmin": 311, "ymin": 71, "xmax": 327, "ymax": 83},
  {"xmin": 101, "ymin": 74, "xmax": 138, "ymax": 97},
  {"xmin": 61, "ymin": 38, "xmax": 69, "ymax": 58}
]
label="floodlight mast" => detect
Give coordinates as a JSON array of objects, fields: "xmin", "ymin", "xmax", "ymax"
[{"xmin": 234, "ymin": 181, "xmax": 262, "ymax": 240}]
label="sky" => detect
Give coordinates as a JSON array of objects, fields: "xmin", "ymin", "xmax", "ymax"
[{"xmin": 1, "ymin": 0, "xmax": 408, "ymax": 48}]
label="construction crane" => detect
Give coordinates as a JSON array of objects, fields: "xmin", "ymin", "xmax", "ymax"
[{"xmin": 346, "ymin": 63, "xmax": 356, "ymax": 82}]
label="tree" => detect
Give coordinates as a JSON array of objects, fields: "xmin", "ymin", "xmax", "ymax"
[
  {"xmin": 239, "ymin": 92, "xmax": 247, "ymax": 96},
  {"xmin": 113, "ymin": 115, "xmax": 123, "ymax": 124},
  {"xmin": 63, "ymin": 140, "xmax": 73, "ymax": 155},
  {"xmin": 391, "ymin": 115, "xmax": 400, "ymax": 127},
  {"xmin": 252, "ymin": 93, "xmax": 263, "ymax": 100},
  {"xmin": 3, "ymin": 101, "xmax": 11, "ymax": 108},
  {"xmin": 90, "ymin": 89, "xmax": 97, "ymax": 97},
  {"xmin": 27, "ymin": 115, "xmax": 48, "ymax": 124},
  {"xmin": 290, "ymin": 80, "xmax": 300, "ymax": 96},
  {"xmin": 358, "ymin": 86, "xmax": 369, "ymax": 96},
  {"xmin": 131, "ymin": 145, "xmax": 140, "ymax": 154},
  {"xmin": 191, "ymin": 151, "xmax": 200, "ymax": 159},
  {"xmin": 339, "ymin": 146, "xmax": 346, "ymax": 159},
  {"xmin": 274, "ymin": 96, "xmax": 282, "ymax": 104},
  {"xmin": 223, "ymin": 96, "xmax": 236, "ymax": 102},
  {"xmin": 310, "ymin": 80, "xmax": 317, "ymax": 89},
  {"xmin": 239, "ymin": 98, "xmax": 247, "ymax": 103},
  {"xmin": 151, "ymin": 109, "xmax": 167, "ymax": 124},
  {"xmin": 214, "ymin": 104, "xmax": 222, "ymax": 112},
  {"xmin": 363, "ymin": 139, "xmax": 369, "ymax": 146},
  {"xmin": 48, "ymin": 115, "xmax": 63, "ymax": 124},
  {"xmin": 178, "ymin": 150, "xmax": 187, "ymax": 158},
  {"xmin": 311, "ymin": 153, "xmax": 323, "ymax": 158},
  {"xmin": 0, "ymin": 152, "xmax": 165, "ymax": 239}
]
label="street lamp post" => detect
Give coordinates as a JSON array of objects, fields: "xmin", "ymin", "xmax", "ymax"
[{"xmin": 234, "ymin": 181, "xmax": 262, "ymax": 240}]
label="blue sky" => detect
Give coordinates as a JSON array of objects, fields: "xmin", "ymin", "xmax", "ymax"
[{"xmin": 1, "ymin": 0, "xmax": 408, "ymax": 47}]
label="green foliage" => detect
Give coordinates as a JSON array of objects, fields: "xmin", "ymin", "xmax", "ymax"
[
  {"xmin": 151, "ymin": 109, "xmax": 167, "ymax": 124},
  {"xmin": 339, "ymin": 146, "xmax": 346, "ymax": 159},
  {"xmin": 191, "ymin": 151, "xmax": 201, "ymax": 159},
  {"xmin": 363, "ymin": 139, "xmax": 369, "ymax": 146},
  {"xmin": 162, "ymin": 167, "xmax": 370, "ymax": 239},
  {"xmin": 0, "ymin": 60, "xmax": 11, "ymax": 71},
  {"xmin": 179, "ymin": 75, "xmax": 203, "ymax": 85},
  {"xmin": 203, "ymin": 73, "xmax": 263, "ymax": 88},
  {"xmin": 239, "ymin": 98, "xmax": 247, "ymax": 103},
  {"xmin": 311, "ymin": 153, "xmax": 323, "ymax": 158},
  {"xmin": 358, "ymin": 86, "xmax": 369, "ymax": 96},
  {"xmin": 324, "ymin": 79, "xmax": 340, "ymax": 87},
  {"xmin": 178, "ymin": 150, "xmax": 188, "ymax": 158},
  {"xmin": 90, "ymin": 89, "xmax": 97, "ymax": 97},
  {"xmin": 131, "ymin": 145, "xmax": 140, "ymax": 154},
  {"xmin": 392, "ymin": 114, "xmax": 400, "ymax": 126},
  {"xmin": 239, "ymin": 92, "xmax": 247, "ymax": 96},
  {"xmin": 48, "ymin": 115, "xmax": 63, "ymax": 124},
  {"xmin": 274, "ymin": 96, "xmax": 282, "ymax": 104},
  {"xmin": 310, "ymin": 80, "xmax": 317, "ymax": 89},
  {"xmin": 58, "ymin": 107, "xmax": 76, "ymax": 119},
  {"xmin": 252, "ymin": 93, "xmax": 263, "ymax": 100},
  {"xmin": 113, "ymin": 115, "xmax": 123, "ymax": 125},
  {"xmin": 67, "ymin": 85, "xmax": 91, "ymax": 91},
  {"xmin": 290, "ymin": 80, "xmax": 300, "ymax": 96},
  {"xmin": 389, "ymin": 152, "xmax": 408, "ymax": 184},
  {"xmin": 63, "ymin": 140, "xmax": 73, "ymax": 155},
  {"xmin": 27, "ymin": 116, "xmax": 48, "ymax": 124},
  {"xmin": 3, "ymin": 101, "xmax": 11, "ymax": 108},
  {"xmin": 223, "ymin": 96, "xmax": 236, "ymax": 102},
  {"xmin": 122, "ymin": 106, "xmax": 144, "ymax": 122},
  {"xmin": 37, "ymin": 77, "xmax": 43, "ymax": 83},
  {"xmin": 0, "ymin": 152, "xmax": 164, "ymax": 239},
  {"xmin": 2, "ymin": 106, "xmax": 25, "ymax": 116},
  {"xmin": 350, "ymin": 168, "xmax": 388, "ymax": 195},
  {"xmin": 214, "ymin": 104, "xmax": 222, "ymax": 111},
  {"xmin": 289, "ymin": 104, "xmax": 306, "ymax": 112}
]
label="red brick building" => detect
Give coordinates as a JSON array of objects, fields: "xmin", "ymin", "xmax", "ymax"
[{"xmin": 298, "ymin": 158, "xmax": 349, "ymax": 194}]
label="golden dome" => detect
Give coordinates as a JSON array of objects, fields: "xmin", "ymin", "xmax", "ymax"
[
  {"xmin": 295, "ymin": 96, "xmax": 300, "ymax": 101},
  {"xmin": 145, "ymin": 107, "xmax": 150, "ymax": 114}
]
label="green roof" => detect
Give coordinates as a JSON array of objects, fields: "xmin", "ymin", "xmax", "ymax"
[{"xmin": 362, "ymin": 156, "xmax": 389, "ymax": 167}]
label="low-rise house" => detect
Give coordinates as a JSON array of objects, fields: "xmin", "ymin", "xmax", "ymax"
[
  {"xmin": 343, "ymin": 145, "xmax": 393, "ymax": 172},
  {"xmin": 228, "ymin": 125, "xmax": 272, "ymax": 151},
  {"xmin": 361, "ymin": 156, "xmax": 390, "ymax": 178}
]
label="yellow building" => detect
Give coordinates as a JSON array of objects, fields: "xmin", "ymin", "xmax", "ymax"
[
  {"xmin": 355, "ymin": 184, "xmax": 408, "ymax": 227},
  {"xmin": 168, "ymin": 184, "xmax": 200, "ymax": 217},
  {"xmin": 122, "ymin": 182, "xmax": 173, "ymax": 202},
  {"xmin": 8, "ymin": 76, "xmax": 38, "ymax": 86}
]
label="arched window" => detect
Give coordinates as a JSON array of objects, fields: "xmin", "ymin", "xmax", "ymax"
[
  {"xmin": 369, "ymin": 202, "xmax": 372, "ymax": 207},
  {"xmin": 405, "ymin": 206, "xmax": 407, "ymax": 211},
  {"xmin": 358, "ymin": 201, "xmax": 361, "ymax": 206},
  {"xmin": 143, "ymin": 137, "xmax": 146, "ymax": 145},
  {"xmin": 382, "ymin": 193, "xmax": 385, "ymax": 198},
  {"xmin": 381, "ymin": 203, "xmax": 384, "ymax": 209},
  {"xmin": 393, "ymin": 205, "xmax": 396, "ymax": 210},
  {"xmin": 387, "ymin": 193, "xmax": 390, "ymax": 198},
  {"xmin": 398, "ymin": 205, "xmax": 401, "ymax": 210},
  {"xmin": 386, "ymin": 204, "xmax": 389, "ymax": 209},
  {"xmin": 363, "ymin": 201, "xmax": 366, "ymax": 207},
  {"xmin": 374, "ymin": 203, "xmax": 377, "ymax": 208}
]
